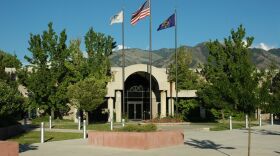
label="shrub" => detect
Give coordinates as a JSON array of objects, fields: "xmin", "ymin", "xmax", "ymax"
[{"xmin": 117, "ymin": 124, "xmax": 157, "ymax": 132}]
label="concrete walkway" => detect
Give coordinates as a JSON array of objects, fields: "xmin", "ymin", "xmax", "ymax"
[{"xmin": 19, "ymin": 125, "xmax": 280, "ymax": 156}]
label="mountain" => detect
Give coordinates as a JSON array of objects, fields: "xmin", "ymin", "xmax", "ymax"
[{"xmin": 109, "ymin": 43, "xmax": 280, "ymax": 69}]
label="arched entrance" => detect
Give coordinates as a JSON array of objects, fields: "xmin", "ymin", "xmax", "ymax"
[{"xmin": 124, "ymin": 72, "xmax": 160, "ymax": 120}]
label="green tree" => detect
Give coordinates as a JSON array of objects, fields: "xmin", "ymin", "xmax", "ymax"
[
  {"xmin": 270, "ymin": 72, "xmax": 280, "ymax": 114},
  {"xmin": 0, "ymin": 50, "xmax": 23, "ymax": 119},
  {"xmin": 168, "ymin": 46, "xmax": 201, "ymax": 90},
  {"xmin": 197, "ymin": 25, "xmax": 260, "ymax": 156},
  {"xmin": 67, "ymin": 76, "xmax": 107, "ymax": 122},
  {"xmin": 167, "ymin": 47, "xmax": 202, "ymax": 119},
  {"xmin": 0, "ymin": 80, "xmax": 23, "ymax": 116},
  {"xmin": 25, "ymin": 22, "xmax": 70, "ymax": 118},
  {"xmin": 66, "ymin": 28, "xmax": 116, "ymax": 123}
]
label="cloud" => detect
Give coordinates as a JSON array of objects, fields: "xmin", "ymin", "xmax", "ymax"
[
  {"xmin": 253, "ymin": 43, "xmax": 275, "ymax": 51},
  {"xmin": 113, "ymin": 45, "xmax": 130, "ymax": 51}
]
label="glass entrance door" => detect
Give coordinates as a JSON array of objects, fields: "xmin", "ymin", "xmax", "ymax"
[{"xmin": 128, "ymin": 101, "xmax": 143, "ymax": 120}]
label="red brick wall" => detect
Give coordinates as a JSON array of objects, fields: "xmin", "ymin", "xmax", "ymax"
[
  {"xmin": 0, "ymin": 141, "xmax": 19, "ymax": 156},
  {"xmin": 88, "ymin": 130, "xmax": 184, "ymax": 149}
]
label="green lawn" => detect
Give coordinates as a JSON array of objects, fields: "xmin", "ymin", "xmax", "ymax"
[
  {"xmin": 210, "ymin": 121, "xmax": 260, "ymax": 131},
  {"xmin": 8, "ymin": 131, "xmax": 83, "ymax": 144}
]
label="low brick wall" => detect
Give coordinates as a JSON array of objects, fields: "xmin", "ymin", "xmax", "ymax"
[
  {"xmin": 88, "ymin": 130, "xmax": 184, "ymax": 149},
  {"xmin": 0, "ymin": 125, "xmax": 24, "ymax": 140},
  {"xmin": 0, "ymin": 141, "xmax": 19, "ymax": 156}
]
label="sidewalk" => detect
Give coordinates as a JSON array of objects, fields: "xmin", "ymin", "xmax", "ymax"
[{"xmin": 20, "ymin": 125, "xmax": 280, "ymax": 156}]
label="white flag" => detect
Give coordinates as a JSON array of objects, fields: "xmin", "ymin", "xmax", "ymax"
[{"xmin": 110, "ymin": 10, "xmax": 123, "ymax": 25}]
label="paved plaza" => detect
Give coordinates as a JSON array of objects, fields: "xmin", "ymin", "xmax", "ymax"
[{"xmin": 20, "ymin": 125, "xmax": 280, "ymax": 156}]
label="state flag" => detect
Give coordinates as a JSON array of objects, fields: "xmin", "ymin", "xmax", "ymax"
[{"xmin": 157, "ymin": 14, "xmax": 175, "ymax": 31}]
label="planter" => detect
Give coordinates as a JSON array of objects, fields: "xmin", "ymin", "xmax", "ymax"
[
  {"xmin": 88, "ymin": 130, "xmax": 184, "ymax": 149},
  {"xmin": 0, "ymin": 141, "xmax": 19, "ymax": 156}
]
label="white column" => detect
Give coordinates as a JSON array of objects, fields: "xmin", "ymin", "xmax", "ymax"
[
  {"xmin": 78, "ymin": 116, "xmax": 81, "ymax": 130},
  {"xmin": 40, "ymin": 122, "xmax": 44, "ymax": 143},
  {"xmin": 171, "ymin": 98, "xmax": 175, "ymax": 116},
  {"xmin": 271, "ymin": 114, "xmax": 274, "ymax": 125},
  {"xmin": 160, "ymin": 91, "xmax": 166, "ymax": 118},
  {"xmin": 152, "ymin": 92, "xmax": 158, "ymax": 118},
  {"xmin": 83, "ymin": 120, "xmax": 86, "ymax": 139},
  {"xmin": 108, "ymin": 98, "xmax": 114, "ymax": 122},
  {"xmin": 122, "ymin": 119, "xmax": 125, "ymax": 127},
  {"xmin": 245, "ymin": 115, "xmax": 248, "ymax": 129},
  {"xmin": 49, "ymin": 116, "xmax": 52, "ymax": 129},
  {"xmin": 110, "ymin": 118, "xmax": 113, "ymax": 131},
  {"xmin": 259, "ymin": 114, "xmax": 262, "ymax": 127},
  {"xmin": 168, "ymin": 99, "xmax": 171, "ymax": 116},
  {"xmin": 115, "ymin": 91, "xmax": 122, "ymax": 122},
  {"xmin": 229, "ymin": 116, "xmax": 232, "ymax": 130}
]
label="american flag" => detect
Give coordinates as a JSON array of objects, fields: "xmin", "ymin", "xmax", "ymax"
[{"xmin": 131, "ymin": 0, "xmax": 150, "ymax": 25}]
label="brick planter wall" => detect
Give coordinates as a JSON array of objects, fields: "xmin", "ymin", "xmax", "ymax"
[
  {"xmin": 88, "ymin": 130, "xmax": 184, "ymax": 149},
  {"xmin": 0, "ymin": 141, "xmax": 19, "ymax": 156}
]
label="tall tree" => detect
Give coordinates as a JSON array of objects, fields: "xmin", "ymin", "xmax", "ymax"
[
  {"xmin": 168, "ymin": 46, "xmax": 201, "ymax": 90},
  {"xmin": 25, "ymin": 22, "xmax": 70, "ymax": 118},
  {"xmin": 167, "ymin": 46, "xmax": 202, "ymax": 119},
  {"xmin": 0, "ymin": 50, "xmax": 23, "ymax": 118},
  {"xmin": 270, "ymin": 72, "xmax": 280, "ymax": 114},
  {"xmin": 198, "ymin": 25, "xmax": 260, "ymax": 156},
  {"xmin": 67, "ymin": 28, "xmax": 116, "ymax": 123}
]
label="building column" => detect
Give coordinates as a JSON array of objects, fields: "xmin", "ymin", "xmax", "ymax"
[
  {"xmin": 160, "ymin": 91, "xmax": 167, "ymax": 118},
  {"xmin": 108, "ymin": 98, "xmax": 113, "ymax": 122},
  {"xmin": 115, "ymin": 91, "xmax": 122, "ymax": 122},
  {"xmin": 152, "ymin": 92, "xmax": 158, "ymax": 119},
  {"xmin": 168, "ymin": 99, "xmax": 172, "ymax": 116},
  {"xmin": 171, "ymin": 98, "xmax": 174, "ymax": 116}
]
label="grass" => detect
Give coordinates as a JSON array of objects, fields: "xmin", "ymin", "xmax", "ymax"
[
  {"xmin": 210, "ymin": 120, "xmax": 260, "ymax": 131},
  {"xmin": 8, "ymin": 131, "xmax": 83, "ymax": 145}
]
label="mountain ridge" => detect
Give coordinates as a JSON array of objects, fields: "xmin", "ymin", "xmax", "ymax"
[{"xmin": 109, "ymin": 43, "xmax": 280, "ymax": 69}]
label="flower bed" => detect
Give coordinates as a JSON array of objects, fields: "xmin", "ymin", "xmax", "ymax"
[
  {"xmin": 144, "ymin": 116, "xmax": 184, "ymax": 123},
  {"xmin": 88, "ymin": 130, "xmax": 184, "ymax": 150}
]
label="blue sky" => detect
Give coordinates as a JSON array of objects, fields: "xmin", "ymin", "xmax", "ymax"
[{"xmin": 0, "ymin": 0, "xmax": 280, "ymax": 64}]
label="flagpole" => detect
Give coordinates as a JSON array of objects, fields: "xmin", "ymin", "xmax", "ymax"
[
  {"xmin": 122, "ymin": 9, "xmax": 125, "ymax": 119},
  {"xmin": 149, "ymin": 0, "xmax": 152, "ymax": 120},
  {"xmin": 175, "ymin": 9, "xmax": 178, "ymax": 115}
]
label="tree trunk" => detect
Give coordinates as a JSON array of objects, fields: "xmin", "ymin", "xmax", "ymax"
[{"xmin": 248, "ymin": 117, "xmax": 251, "ymax": 156}]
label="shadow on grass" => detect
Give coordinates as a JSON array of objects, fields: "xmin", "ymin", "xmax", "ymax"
[
  {"xmin": 244, "ymin": 129, "xmax": 280, "ymax": 136},
  {"xmin": 185, "ymin": 139, "xmax": 235, "ymax": 156},
  {"xmin": 19, "ymin": 144, "xmax": 38, "ymax": 153},
  {"xmin": 45, "ymin": 137, "xmax": 54, "ymax": 142}
]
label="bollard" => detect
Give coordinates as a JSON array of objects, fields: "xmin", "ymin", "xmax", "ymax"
[
  {"xmin": 271, "ymin": 114, "xmax": 274, "ymax": 126},
  {"xmin": 229, "ymin": 116, "xmax": 232, "ymax": 130},
  {"xmin": 122, "ymin": 119, "xmax": 125, "ymax": 127},
  {"xmin": 259, "ymin": 114, "xmax": 262, "ymax": 127},
  {"xmin": 40, "ymin": 122, "xmax": 44, "ymax": 143},
  {"xmin": 49, "ymin": 116, "xmax": 52, "ymax": 129},
  {"xmin": 110, "ymin": 118, "xmax": 113, "ymax": 131},
  {"xmin": 245, "ymin": 115, "xmax": 248, "ymax": 129},
  {"xmin": 83, "ymin": 120, "xmax": 86, "ymax": 139},
  {"xmin": 78, "ymin": 116, "xmax": 81, "ymax": 130}
]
